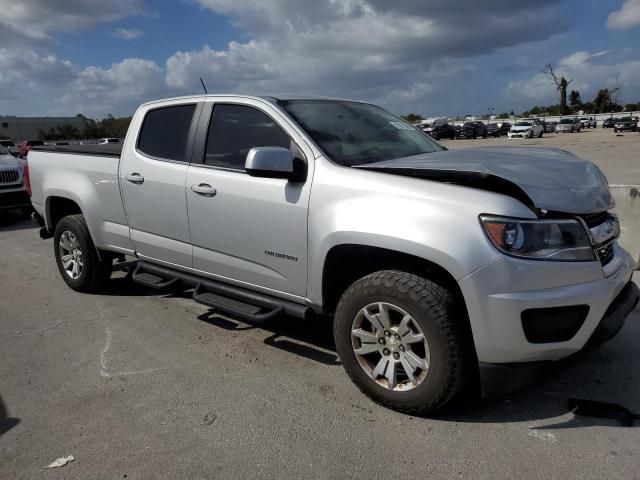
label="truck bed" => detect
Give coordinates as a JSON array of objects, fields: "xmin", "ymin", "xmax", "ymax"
[{"xmin": 31, "ymin": 144, "xmax": 122, "ymax": 158}]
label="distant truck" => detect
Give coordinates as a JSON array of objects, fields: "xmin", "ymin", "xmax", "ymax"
[{"xmin": 27, "ymin": 94, "xmax": 638, "ymax": 413}]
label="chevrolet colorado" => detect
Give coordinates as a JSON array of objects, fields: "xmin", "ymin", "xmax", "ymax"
[{"xmin": 27, "ymin": 95, "xmax": 638, "ymax": 413}]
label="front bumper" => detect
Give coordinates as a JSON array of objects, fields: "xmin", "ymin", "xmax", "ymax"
[
  {"xmin": 0, "ymin": 189, "xmax": 31, "ymax": 211},
  {"xmin": 479, "ymin": 281, "xmax": 638, "ymax": 398},
  {"xmin": 459, "ymin": 242, "xmax": 636, "ymax": 364}
]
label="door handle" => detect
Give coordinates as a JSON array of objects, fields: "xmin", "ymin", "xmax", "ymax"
[
  {"xmin": 191, "ymin": 183, "xmax": 217, "ymax": 197},
  {"xmin": 125, "ymin": 173, "xmax": 144, "ymax": 184}
]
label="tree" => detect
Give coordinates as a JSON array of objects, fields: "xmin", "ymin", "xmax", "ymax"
[
  {"xmin": 569, "ymin": 90, "xmax": 581, "ymax": 109},
  {"xmin": 401, "ymin": 113, "xmax": 423, "ymax": 124},
  {"xmin": 542, "ymin": 63, "xmax": 572, "ymax": 113},
  {"xmin": 623, "ymin": 103, "xmax": 640, "ymax": 112},
  {"xmin": 592, "ymin": 88, "xmax": 622, "ymax": 113}
]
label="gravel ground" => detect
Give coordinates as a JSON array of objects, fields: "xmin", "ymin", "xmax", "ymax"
[{"xmin": 1, "ymin": 129, "xmax": 639, "ymax": 479}]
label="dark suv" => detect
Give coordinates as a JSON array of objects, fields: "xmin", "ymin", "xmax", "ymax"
[
  {"xmin": 613, "ymin": 117, "xmax": 637, "ymax": 132},
  {"xmin": 455, "ymin": 121, "xmax": 488, "ymax": 139},
  {"xmin": 486, "ymin": 122, "xmax": 511, "ymax": 137},
  {"xmin": 422, "ymin": 120, "xmax": 456, "ymax": 140}
]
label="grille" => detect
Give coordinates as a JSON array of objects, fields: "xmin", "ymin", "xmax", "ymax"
[
  {"xmin": 596, "ymin": 242, "xmax": 614, "ymax": 266},
  {"xmin": 575, "ymin": 211, "xmax": 616, "ymax": 266},
  {"xmin": 0, "ymin": 170, "xmax": 19, "ymax": 184}
]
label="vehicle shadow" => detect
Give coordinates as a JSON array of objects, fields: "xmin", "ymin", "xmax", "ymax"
[
  {"xmin": 198, "ymin": 306, "xmax": 639, "ymax": 427},
  {"xmin": 197, "ymin": 309, "xmax": 340, "ymax": 366},
  {"xmin": 0, "ymin": 395, "xmax": 20, "ymax": 437},
  {"xmin": 434, "ymin": 344, "xmax": 640, "ymax": 427}
]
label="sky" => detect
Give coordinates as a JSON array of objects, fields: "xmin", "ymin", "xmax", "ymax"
[{"xmin": 1, "ymin": 0, "xmax": 640, "ymax": 119}]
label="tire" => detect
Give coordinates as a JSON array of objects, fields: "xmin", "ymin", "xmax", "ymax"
[
  {"xmin": 334, "ymin": 270, "xmax": 472, "ymax": 414},
  {"xmin": 53, "ymin": 214, "xmax": 112, "ymax": 292},
  {"xmin": 538, "ymin": 130, "xmax": 543, "ymax": 138}
]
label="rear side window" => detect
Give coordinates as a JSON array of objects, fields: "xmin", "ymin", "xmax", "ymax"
[
  {"xmin": 137, "ymin": 104, "xmax": 196, "ymax": 161},
  {"xmin": 204, "ymin": 104, "xmax": 290, "ymax": 170}
]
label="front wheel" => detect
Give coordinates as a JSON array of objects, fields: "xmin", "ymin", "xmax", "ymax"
[
  {"xmin": 334, "ymin": 270, "xmax": 472, "ymax": 414},
  {"xmin": 54, "ymin": 214, "xmax": 112, "ymax": 292}
]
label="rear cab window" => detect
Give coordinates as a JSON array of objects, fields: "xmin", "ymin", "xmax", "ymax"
[{"xmin": 137, "ymin": 104, "xmax": 196, "ymax": 161}]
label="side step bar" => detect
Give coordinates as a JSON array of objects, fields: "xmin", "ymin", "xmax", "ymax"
[{"xmin": 131, "ymin": 261, "xmax": 310, "ymax": 322}]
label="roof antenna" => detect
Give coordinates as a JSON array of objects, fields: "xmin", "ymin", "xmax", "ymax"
[{"xmin": 199, "ymin": 77, "xmax": 208, "ymax": 94}]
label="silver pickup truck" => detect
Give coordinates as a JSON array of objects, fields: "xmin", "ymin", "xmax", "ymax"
[{"xmin": 27, "ymin": 95, "xmax": 638, "ymax": 413}]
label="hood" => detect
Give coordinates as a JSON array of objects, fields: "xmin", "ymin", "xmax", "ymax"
[
  {"xmin": 511, "ymin": 125, "xmax": 532, "ymax": 131},
  {"xmin": 0, "ymin": 153, "xmax": 22, "ymax": 169},
  {"xmin": 354, "ymin": 146, "xmax": 614, "ymax": 215}
]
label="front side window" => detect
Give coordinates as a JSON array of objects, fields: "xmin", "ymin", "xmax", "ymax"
[
  {"xmin": 279, "ymin": 100, "xmax": 444, "ymax": 167},
  {"xmin": 137, "ymin": 104, "xmax": 196, "ymax": 161},
  {"xmin": 204, "ymin": 104, "xmax": 291, "ymax": 170}
]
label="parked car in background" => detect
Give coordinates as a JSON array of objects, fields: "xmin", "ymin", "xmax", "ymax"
[
  {"xmin": 455, "ymin": 121, "xmax": 487, "ymax": 139},
  {"xmin": 422, "ymin": 119, "xmax": 456, "ymax": 140},
  {"xmin": 544, "ymin": 121, "xmax": 558, "ymax": 133},
  {"xmin": 556, "ymin": 118, "xmax": 579, "ymax": 133},
  {"xmin": 486, "ymin": 123, "xmax": 501, "ymax": 137},
  {"xmin": 508, "ymin": 120, "xmax": 543, "ymax": 138},
  {"xmin": 573, "ymin": 118, "xmax": 583, "ymax": 131},
  {"xmin": 18, "ymin": 140, "xmax": 44, "ymax": 158},
  {"xmin": 589, "ymin": 117, "xmax": 597, "ymax": 128},
  {"xmin": 0, "ymin": 143, "xmax": 30, "ymax": 214},
  {"xmin": 602, "ymin": 118, "xmax": 618, "ymax": 128},
  {"xmin": 0, "ymin": 139, "xmax": 20, "ymax": 157},
  {"xmin": 28, "ymin": 94, "xmax": 638, "ymax": 413},
  {"xmin": 579, "ymin": 117, "xmax": 594, "ymax": 129},
  {"xmin": 613, "ymin": 117, "xmax": 637, "ymax": 132}
]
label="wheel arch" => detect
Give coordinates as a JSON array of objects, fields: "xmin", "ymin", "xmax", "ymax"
[{"xmin": 320, "ymin": 244, "xmax": 468, "ymax": 318}]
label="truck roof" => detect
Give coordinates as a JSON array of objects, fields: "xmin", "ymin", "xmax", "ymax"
[{"xmin": 139, "ymin": 93, "xmax": 364, "ymax": 108}]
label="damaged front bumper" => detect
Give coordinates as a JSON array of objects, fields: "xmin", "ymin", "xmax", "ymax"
[{"xmin": 479, "ymin": 281, "xmax": 639, "ymax": 398}]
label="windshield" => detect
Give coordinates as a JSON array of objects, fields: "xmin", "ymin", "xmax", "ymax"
[
  {"xmin": 619, "ymin": 117, "xmax": 632, "ymax": 122},
  {"xmin": 0, "ymin": 140, "xmax": 15, "ymax": 147},
  {"xmin": 559, "ymin": 119, "xmax": 573, "ymax": 124},
  {"xmin": 515, "ymin": 122, "xmax": 532, "ymax": 126},
  {"xmin": 278, "ymin": 100, "xmax": 444, "ymax": 166}
]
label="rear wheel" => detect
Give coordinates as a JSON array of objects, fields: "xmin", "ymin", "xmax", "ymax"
[
  {"xmin": 54, "ymin": 214, "xmax": 112, "ymax": 292},
  {"xmin": 334, "ymin": 270, "xmax": 472, "ymax": 414}
]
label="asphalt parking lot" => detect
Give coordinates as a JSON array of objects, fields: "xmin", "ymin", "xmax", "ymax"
[{"xmin": 1, "ymin": 129, "xmax": 640, "ymax": 479}]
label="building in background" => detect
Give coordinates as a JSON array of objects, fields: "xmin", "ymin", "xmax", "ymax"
[{"xmin": 0, "ymin": 116, "xmax": 85, "ymax": 141}]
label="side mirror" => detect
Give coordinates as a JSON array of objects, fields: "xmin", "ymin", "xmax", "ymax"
[{"xmin": 245, "ymin": 147, "xmax": 305, "ymax": 182}]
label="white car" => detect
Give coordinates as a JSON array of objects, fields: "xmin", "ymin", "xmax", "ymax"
[{"xmin": 508, "ymin": 120, "xmax": 543, "ymax": 139}]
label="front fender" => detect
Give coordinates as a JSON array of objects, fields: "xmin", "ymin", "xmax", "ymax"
[{"xmin": 306, "ymin": 158, "xmax": 535, "ymax": 306}]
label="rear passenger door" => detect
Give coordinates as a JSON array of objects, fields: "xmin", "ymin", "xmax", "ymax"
[
  {"xmin": 120, "ymin": 99, "xmax": 201, "ymax": 266},
  {"xmin": 185, "ymin": 98, "xmax": 314, "ymax": 298}
]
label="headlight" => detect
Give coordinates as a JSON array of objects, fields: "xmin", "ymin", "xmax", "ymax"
[{"xmin": 480, "ymin": 216, "xmax": 595, "ymax": 261}]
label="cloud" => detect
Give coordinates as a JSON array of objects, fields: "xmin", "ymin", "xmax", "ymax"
[
  {"xmin": 167, "ymin": 0, "xmax": 569, "ymax": 113},
  {"xmin": 57, "ymin": 58, "xmax": 164, "ymax": 117},
  {"xmin": 113, "ymin": 27, "xmax": 144, "ymax": 40},
  {"xmin": 0, "ymin": 0, "xmax": 145, "ymax": 49},
  {"xmin": 1, "ymin": 1, "xmax": 575, "ymax": 117},
  {"xmin": 506, "ymin": 49, "xmax": 640, "ymax": 109},
  {"xmin": 0, "ymin": 49, "xmax": 75, "ymax": 102},
  {"xmin": 607, "ymin": 0, "xmax": 640, "ymax": 30}
]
